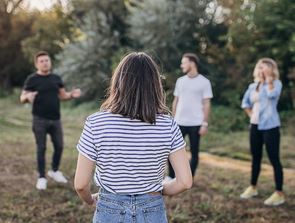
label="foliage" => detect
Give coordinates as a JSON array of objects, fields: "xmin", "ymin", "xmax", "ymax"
[
  {"xmin": 56, "ymin": 0, "xmax": 127, "ymax": 101},
  {"xmin": 0, "ymin": 1, "xmax": 78, "ymax": 93},
  {"xmin": 21, "ymin": 5, "xmax": 76, "ymax": 63},
  {"xmin": 126, "ymin": 0, "xmax": 222, "ymax": 72},
  {"xmin": 225, "ymin": 0, "xmax": 295, "ymax": 109},
  {"xmin": 0, "ymin": 0, "xmax": 294, "ymax": 113},
  {"xmin": 210, "ymin": 105, "xmax": 248, "ymax": 132},
  {"xmin": 0, "ymin": 0, "xmax": 33, "ymax": 92}
]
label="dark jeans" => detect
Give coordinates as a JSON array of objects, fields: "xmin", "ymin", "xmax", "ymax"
[
  {"xmin": 32, "ymin": 116, "xmax": 63, "ymax": 178},
  {"xmin": 250, "ymin": 124, "xmax": 283, "ymax": 191},
  {"xmin": 168, "ymin": 126, "xmax": 200, "ymax": 178}
]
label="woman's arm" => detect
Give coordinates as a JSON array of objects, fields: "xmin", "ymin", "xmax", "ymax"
[
  {"xmin": 244, "ymin": 108, "xmax": 252, "ymax": 119},
  {"xmin": 74, "ymin": 153, "xmax": 95, "ymax": 205},
  {"xmin": 265, "ymin": 80, "xmax": 282, "ymax": 99},
  {"xmin": 241, "ymin": 86, "xmax": 252, "ymax": 110},
  {"xmin": 163, "ymin": 148, "xmax": 192, "ymax": 196}
]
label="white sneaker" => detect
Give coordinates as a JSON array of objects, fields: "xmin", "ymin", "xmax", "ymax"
[
  {"xmin": 48, "ymin": 170, "xmax": 68, "ymax": 183},
  {"xmin": 36, "ymin": 178, "xmax": 47, "ymax": 190}
]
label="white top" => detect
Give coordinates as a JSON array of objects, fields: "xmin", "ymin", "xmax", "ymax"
[
  {"xmin": 77, "ymin": 111, "xmax": 186, "ymax": 194},
  {"xmin": 250, "ymin": 91, "xmax": 260, "ymax": 124},
  {"xmin": 174, "ymin": 74, "xmax": 213, "ymax": 126}
]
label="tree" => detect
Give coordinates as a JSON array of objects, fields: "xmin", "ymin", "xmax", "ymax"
[
  {"xmin": 126, "ymin": 0, "xmax": 229, "ymax": 104},
  {"xmin": 0, "ymin": 0, "xmax": 33, "ymax": 92},
  {"xmin": 226, "ymin": 0, "xmax": 295, "ymax": 109},
  {"xmin": 22, "ymin": 4, "xmax": 76, "ymax": 63},
  {"xmin": 56, "ymin": 0, "xmax": 128, "ymax": 101}
]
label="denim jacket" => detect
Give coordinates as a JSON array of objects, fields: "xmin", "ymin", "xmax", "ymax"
[{"xmin": 241, "ymin": 80, "xmax": 282, "ymax": 130}]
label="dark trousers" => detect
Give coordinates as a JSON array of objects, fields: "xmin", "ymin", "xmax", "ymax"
[
  {"xmin": 250, "ymin": 124, "xmax": 283, "ymax": 191},
  {"xmin": 32, "ymin": 116, "xmax": 63, "ymax": 178},
  {"xmin": 168, "ymin": 126, "xmax": 200, "ymax": 178}
]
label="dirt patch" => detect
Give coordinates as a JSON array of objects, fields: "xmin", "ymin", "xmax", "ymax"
[{"xmin": 200, "ymin": 152, "xmax": 295, "ymax": 183}]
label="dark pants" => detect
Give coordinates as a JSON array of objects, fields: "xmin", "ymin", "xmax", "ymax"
[
  {"xmin": 32, "ymin": 116, "xmax": 63, "ymax": 178},
  {"xmin": 250, "ymin": 124, "xmax": 283, "ymax": 191},
  {"xmin": 168, "ymin": 126, "xmax": 200, "ymax": 178}
]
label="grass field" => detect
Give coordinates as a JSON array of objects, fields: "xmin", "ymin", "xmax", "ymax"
[{"xmin": 0, "ymin": 92, "xmax": 294, "ymax": 223}]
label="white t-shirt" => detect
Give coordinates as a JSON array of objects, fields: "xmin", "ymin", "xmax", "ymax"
[
  {"xmin": 174, "ymin": 74, "xmax": 213, "ymax": 126},
  {"xmin": 250, "ymin": 91, "xmax": 260, "ymax": 124}
]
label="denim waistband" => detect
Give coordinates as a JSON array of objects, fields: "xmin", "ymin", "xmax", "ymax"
[{"xmin": 99, "ymin": 188, "xmax": 162, "ymax": 197}]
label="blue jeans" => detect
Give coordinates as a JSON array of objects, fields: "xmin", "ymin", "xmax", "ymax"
[{"xmin": 93, "ymin": 189, "xmax": 168, "ymax": 223}]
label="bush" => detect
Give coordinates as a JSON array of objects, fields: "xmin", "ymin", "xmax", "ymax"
[{"xmin": 210, "ymin": 105, "xmax": 248, "ymax": 132}]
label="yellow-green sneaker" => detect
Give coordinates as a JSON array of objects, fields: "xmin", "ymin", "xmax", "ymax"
[
  {"xmin": 264, "ymin": 192, "xmax": 285, "ymax": 206},
  {"xmin": 240, "ymin": 186, "xmax": 258, "ymax": 199}
]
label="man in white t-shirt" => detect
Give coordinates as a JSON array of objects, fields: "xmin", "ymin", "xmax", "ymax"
[{"xmin": 168, "ymin": 53, "xmax": 213, "ymax": 178}]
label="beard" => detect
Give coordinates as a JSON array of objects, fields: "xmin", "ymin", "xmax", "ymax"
[
  {"xmin": 41, "ymin": 67, "xmax": 51, "ymax": 73},
  {"xmin": 183, "ymin": 66, "xmax": 192, "ymax": 74}
]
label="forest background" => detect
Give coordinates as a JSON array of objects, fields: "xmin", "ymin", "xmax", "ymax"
[{"xmin": 0, "ymin": 0, "xmax": 295, "ymax": 222}]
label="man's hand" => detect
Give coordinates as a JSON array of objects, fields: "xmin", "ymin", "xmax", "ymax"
[
  {"xmin": 27, "ymin": 91, "xmax": 38, "ymax": 103},
  {"xmin": 70, "ymin": 88, "xmax": 81, "ymax": 98},
  {"xmin": 199, "ymin": 126, "xmax": 208, "ymax": 136}
]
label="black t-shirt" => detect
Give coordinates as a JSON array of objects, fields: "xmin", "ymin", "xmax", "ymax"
[{"xmin": 23, "ymin": 73, "xmax": 64, "ymax": 120}]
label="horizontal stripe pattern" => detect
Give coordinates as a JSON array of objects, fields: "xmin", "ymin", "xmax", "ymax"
[{"xmin": 77, "ymin": 111, "xmax": 185, "ymax": 194}]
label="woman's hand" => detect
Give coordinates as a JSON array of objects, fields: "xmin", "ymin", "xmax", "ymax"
[
  {"xmin": 91, "ymin": 193, "xmax": 99, "ymax": 206},
  {"xmin": 265, "ymin": 74, "xmax": 274, "ymax": 90},
  {"xmin": 265, "ymin": 75, "xmax": 274, "ymax": 85}
]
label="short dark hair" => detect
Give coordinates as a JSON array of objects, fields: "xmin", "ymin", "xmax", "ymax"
[
  {"xmin": 101, "ymin": 52, "xmax": 170, "ymax": 124},
  {"xmin": 34, "ymin": 51, "xmax": 50, "ymax": 63},
  {"xmin": 183, "ymin": 53, "xmax": 200, "ymax": 67}
]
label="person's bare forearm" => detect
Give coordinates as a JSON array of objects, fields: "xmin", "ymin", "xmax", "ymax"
[
  {"xmin": 244, "ymin": 108, "xmax": 252, "ymax": 118},
  {"xmin": 74, "ymin": 153, "xmax": 95, "ymax": 205},
  {"xmin": 59, "ymin": 88, "xmax": 81, "ymax": 100},
  {"xmin": 20, "ymin": 92, "xmax": 29, "ymax": 103},
  {"xmin": 59, "ymin": 91, "xmax": 72, "ymax": 100},
  {"xmin": 163, "ymin": 177, "xmax": 192, "ymax": 196},
  {"xmin": 202, "ymin": 100, "xmax": 211, "ymax": 122},
  {"xmin": 75, "ymin": 184, "xmax": 94, "ymax": 205},
  {"xmin": 172, "ymin": 97, "xmax": 178, "ymax": 117},
  {"xmin": 20, "ymin": 91, "xmax": 37, "ymax": 104},
  {"xmin": 163, "ymin": 149, "xmax": 193, "ymax": 196}
]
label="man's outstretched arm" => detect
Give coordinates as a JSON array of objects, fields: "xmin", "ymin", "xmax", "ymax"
[
  {"xmin": 20, "ymin": 90, "xmax": 38, "ymax": 104},
  {"xmin": 59, "ymin": 88, "xmax": 81, "ymax": 100}
]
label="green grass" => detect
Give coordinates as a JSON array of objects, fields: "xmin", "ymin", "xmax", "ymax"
[
  {"xmin": 0, "ymin": 91, "xmax": 294, "ymax": 223},
  {"xmin": 200, "ymin": 129, "xmax": 295, "ymax": 169}
]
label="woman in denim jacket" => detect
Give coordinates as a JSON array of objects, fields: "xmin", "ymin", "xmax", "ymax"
[{"xmin": 240, "ymin": 58, "xmax": 285, "ymax": 206}]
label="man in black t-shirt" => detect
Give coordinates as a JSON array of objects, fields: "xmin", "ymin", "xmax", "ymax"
[{"xmin": 20, "ymin": 51, "xmax": 81, "ymax": 190}]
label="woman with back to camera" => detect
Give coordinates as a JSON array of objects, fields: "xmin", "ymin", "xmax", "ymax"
[
  {"xmin": 240, "ymin": 58, "xmax": 285, "ymax": 206},
  {"xmin": 74, "ymin": 52, "xmax": 193, "ymax": 222}
]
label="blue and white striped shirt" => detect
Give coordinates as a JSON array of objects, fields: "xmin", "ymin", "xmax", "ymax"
[{"xmin": 77, "ymin": 111, "xmax": 185, "ymax": 194}]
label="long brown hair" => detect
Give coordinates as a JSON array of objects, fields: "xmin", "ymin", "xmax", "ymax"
[{"xmin": 101, "ymin": 52, "xmax": 169, "ymax": 123}]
